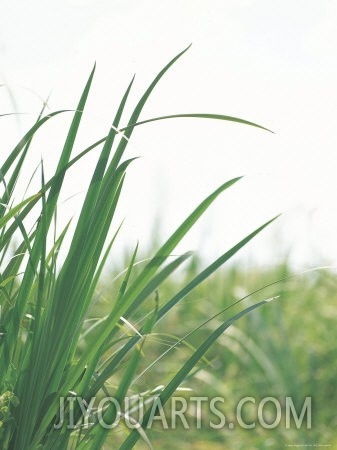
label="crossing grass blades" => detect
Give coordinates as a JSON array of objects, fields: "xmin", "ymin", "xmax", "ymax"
[{"xmin": 0, "ymin": 46, "xmax": 278, "ymax": 449}]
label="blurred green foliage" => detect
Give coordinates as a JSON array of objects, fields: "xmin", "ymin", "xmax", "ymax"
[{"xmin": 92, "ymin": 257, "xmax": 337, "ymax": 449}]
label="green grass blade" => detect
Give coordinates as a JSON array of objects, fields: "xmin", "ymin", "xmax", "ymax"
[
  {"xmin": 123, "ymin": 251, "xmax": 193, "ymax": 319},
  {"xmin": 102, "ymin": 45, "xmax": 191, "ymax": 174},
  {"xmin": 116, "ymin": 242, "xmax": 139, "ymax": 304},
  {"xmin": 0, "ymin": 193, "xmax": 41, "ymax": 229},
  {"xmin": 90, "ymin": 344, "xmax": 144, "ymax": 449},
  {"xmin": 0, "ymin": 111, "xmax": 69, "ymax": 178},
  {"xmin": 0, "ymin": 102, "xmax": 50, "ymax": 218},
  {"xmin": 121, "ymin": 113, "xmax": 273, "ymax": 133},
  {"xmin": 157, "ymin": 215, "xmax": 280, "ymax": 321}
]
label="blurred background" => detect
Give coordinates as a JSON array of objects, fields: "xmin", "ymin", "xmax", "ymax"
[{"xmin": 1, "ymin": 0, "xmax": 337, "ymax": 269}]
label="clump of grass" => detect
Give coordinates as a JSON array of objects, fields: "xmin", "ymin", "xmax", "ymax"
[{"xmin": 0, "ymin": 46, "xmax": 277, "ymax": 449}]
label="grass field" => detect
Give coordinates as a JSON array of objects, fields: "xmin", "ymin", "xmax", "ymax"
[{"xmin": 93, "ymin": 258, "xmax": 337, "ymax": 449}]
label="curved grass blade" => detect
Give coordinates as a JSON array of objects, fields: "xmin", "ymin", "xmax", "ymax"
[
  {"xmin": 121, "ymin": 112, "xmax": 273, "ymax": 133},
  {"xmin": 0, "ymin": 110, "xmax": 69, "ymax": 178},
  {"xmin": 0, "ymin": 193, "xmax": 41, "ymax": 229},
  {"xmin": 0, "ymin": 101, "xmax": 51, "ymax": 219}
]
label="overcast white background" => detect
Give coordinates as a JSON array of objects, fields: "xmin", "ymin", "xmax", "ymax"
[{"xmin": 1, "ymin": 0, "xmax": 337, "ymax": 270}]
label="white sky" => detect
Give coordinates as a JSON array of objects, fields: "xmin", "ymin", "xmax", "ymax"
[{"xmin": 1, "ymin": 0, "xmax": 337, "ymax": 269}]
